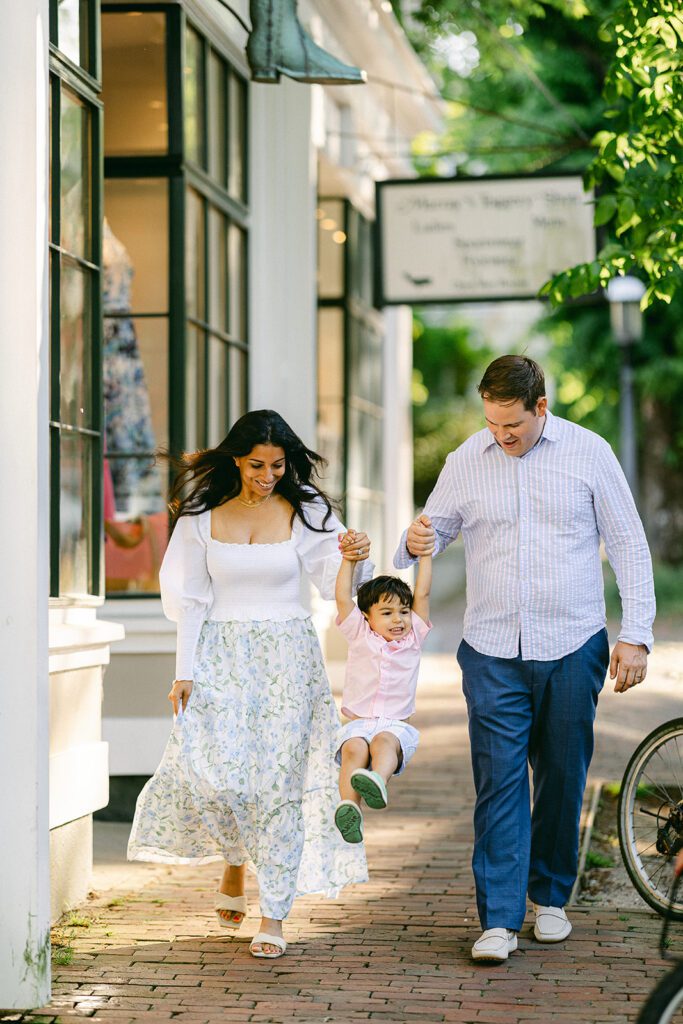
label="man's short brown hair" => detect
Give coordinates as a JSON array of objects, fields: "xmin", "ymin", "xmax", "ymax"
[{"xmin": 477, "ymin": 355, "xmax": 546, "ymax": 412}]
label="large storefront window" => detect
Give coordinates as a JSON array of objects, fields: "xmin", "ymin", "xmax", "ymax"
[
  {"xmin": 317, "ymin": 199, "xmax": 385, "ymax": 562},
  {"xmin": 101, "ymin": 6, "xmax": 249, "ymax": 595},
  {"xmin": 49, "ymin": 0, "xmax": 103, "ymax": 598}
]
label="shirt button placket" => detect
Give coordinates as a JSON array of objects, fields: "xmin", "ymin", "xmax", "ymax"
[{"xmin": 518, "ymin": 460, "xmax": 528, "ymax": 657}]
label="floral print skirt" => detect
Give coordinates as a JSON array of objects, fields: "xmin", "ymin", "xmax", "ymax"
[{"xmin": 127, "ymin": 618, "xmax": 368, "ymax": 918}]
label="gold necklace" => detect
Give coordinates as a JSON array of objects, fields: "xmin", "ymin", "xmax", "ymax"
[{"xmin": 237, "ymin": 492, "xmax": 272, "ymax": 509}]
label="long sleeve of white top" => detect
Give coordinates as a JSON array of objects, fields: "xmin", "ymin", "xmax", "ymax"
[
  {"xmin": 159, "ymin": 513, "xmax": 213, "ymax": 680},
  {"xmin": 296, "ymin": 496, "xmax": 374, "ymax": 599}
]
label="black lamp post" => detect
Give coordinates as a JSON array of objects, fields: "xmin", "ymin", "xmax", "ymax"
[{"xmin": 605, "ymin": 275, "xmax": 646, "ymax": 503}]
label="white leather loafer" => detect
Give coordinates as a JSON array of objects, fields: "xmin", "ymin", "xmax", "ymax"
[
  {"xmin": 471, "ymin": 927, "xmax": 518, "ymax": 961},
  {"xmin": 533, "ymin": 904, "xmax": 572, "ymax": 942}
]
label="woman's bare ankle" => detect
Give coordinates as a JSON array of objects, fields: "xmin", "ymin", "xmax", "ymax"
[{"xmin": 219, "ymin": 863, "xmax": 246, "ymax": 896}]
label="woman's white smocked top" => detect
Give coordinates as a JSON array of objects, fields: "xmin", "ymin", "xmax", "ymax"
[{"xmin": 159, "ymin": 495, "xmax": 373, "ymax": 679}]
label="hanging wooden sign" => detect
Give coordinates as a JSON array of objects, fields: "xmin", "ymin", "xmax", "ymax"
[{"xmin": 375, "ymin": 174, "xmax": 596, "ymax": 306}]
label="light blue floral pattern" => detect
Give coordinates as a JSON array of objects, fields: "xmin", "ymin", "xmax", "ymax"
[{"xmin": 128, "ymin": 617, "xmax": 368, "ymax": 919}]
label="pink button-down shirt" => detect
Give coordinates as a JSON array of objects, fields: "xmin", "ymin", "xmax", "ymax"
[{"xmin": 337, "ymin": 604, "xmax": 432, "ymax": 720}]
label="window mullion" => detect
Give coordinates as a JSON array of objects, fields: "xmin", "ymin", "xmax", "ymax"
[
  {"xmin": 203, "ymin": 196, "xmax": 209, "ymax": 446},
  {"xmin": 91, "ymin": 85, "xmax": 104, "ymax": 596}
]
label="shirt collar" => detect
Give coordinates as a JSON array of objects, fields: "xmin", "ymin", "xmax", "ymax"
[{"xmin": 480, "ymin": 408, "xmax": 559, "ymax": 453}]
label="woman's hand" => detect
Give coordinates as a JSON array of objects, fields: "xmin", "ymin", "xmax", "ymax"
[
  {"xmin": 339, "ymin": 529, "xmax": 371, "ymax": 561},
  {"xmin": 168, "ymin": 679, "xmax": 193, "ymax": 715}
]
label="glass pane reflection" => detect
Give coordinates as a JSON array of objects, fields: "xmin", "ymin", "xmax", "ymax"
[
  {"xmin": 104, "ymin": 178, "xmax": 169, "ymax": 314},
  {"xmin": 229, "ymin": 346, "xmax": 247, "ymax": 423},
  {"xmin": 186, "ymin": 188, "xmax": 205, "ymax": 320},
  {"xmin": 60, "ymin": 88, "xmax": 91, "ymax": 259},
  {"xmin": 60, "ymin": 432, "xmax": 92, "ymax": 595},
  {"xmin": 209, "ymin": 51, "xmax": 228, "ymax": 187},
  {"xmin": 60, "ymin": 262, "xmax": 92, "ymax": 428},
  {"xmin": 186, "ymin": 325, "xmax": 206, "ymax": 452},
  {"xmin": 228, "ymin": 224, "xmax": 247, "ymax": 340},
  {"xmin": 184, "ymin": 27, "xmax": 205, "ymax": 167},
  {"xmin": 102, "ymin": 11, "xmax": 168, "ymax": 157},
  {"xmin": 103, "ymin": 316, "xmax": 168, "ymax": 508},
  {"xmin": 317, "ymin": 199, "xmax": 345, "ymax": 300},
  {"xmin": 104, "ymin": 455, "xmax": 169, "ymax": 594},
  {"xmin": 228, "ymin": 73, "xmax": 247, "ymax": 202},
  {"xmin": 208, "ymin": 207, "xmax": 227, "ymax": 332},
  {"xmin": 57, "ymin": 0, "xmax": 89, "ymax": 69},
  {"xmin": 208, "ymin": 337, "xmax": 229, "ymax": 447}
]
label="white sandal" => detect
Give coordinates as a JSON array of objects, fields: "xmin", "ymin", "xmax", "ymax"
[
  {"xmin": 214, "ymin": 893, "xmax": 248, "ymax": 930},
  {"xmin": 249, "ymin": 931, "xmax": 287, "ymax": 959}
]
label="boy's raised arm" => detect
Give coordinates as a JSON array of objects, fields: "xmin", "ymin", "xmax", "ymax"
[
  {"xmin": 411, "ymin": 552, "xmax": 433, "ymax": 625},
  {"xmin": 335, "ymin": 530, "xmax": 369, "ymax": 622}
]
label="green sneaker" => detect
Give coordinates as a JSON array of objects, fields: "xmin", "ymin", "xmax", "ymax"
[
  {"xmin": 350, "ymin": 768, "xmax": 389, "ymax": 809},
  {"xmin": 334, "ymin": 800, "xmax": 364, "ymax": 843}
]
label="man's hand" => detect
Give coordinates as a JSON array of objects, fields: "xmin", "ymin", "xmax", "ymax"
[
  {"xmin": 610, "ymin": 641, "xmax": 648, "ymax": 693},
  {"xmin": 406, "ymin": 514, "xmax": 436, "ymax": 557}
]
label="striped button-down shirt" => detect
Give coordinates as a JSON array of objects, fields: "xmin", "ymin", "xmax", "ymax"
[{"xmin": 394, "ymin": 410, "xmax": 655, "ymax": 661}]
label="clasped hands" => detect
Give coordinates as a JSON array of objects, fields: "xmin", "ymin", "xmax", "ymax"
[
  {"xmin": 338, "ymin": 529, "xmax": 371, "ymax": 561},
  {"xmin": 406, "ymin": 513, "xmax": 436, "ymax": 557}
]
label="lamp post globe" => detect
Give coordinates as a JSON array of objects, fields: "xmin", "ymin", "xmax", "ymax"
[{"xmin": 605, "ymin": 275, "xmax": 646, "ymax": 503}]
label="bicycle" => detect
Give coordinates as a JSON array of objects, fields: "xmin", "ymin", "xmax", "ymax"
[
  {"xmin": 617, "ymin": 718, "xmax": 683, "ymax": 920},
  {"xmin": 636, "ymin": 869, "xmax": 683, "ymax": 1024}
]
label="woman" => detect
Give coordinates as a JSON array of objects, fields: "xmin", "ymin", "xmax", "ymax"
[{"xmin": 128, "ymin": 410, "xmax": 372, "ymax": 958}]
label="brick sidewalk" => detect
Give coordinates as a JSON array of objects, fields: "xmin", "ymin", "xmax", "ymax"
[{"xmin": 7, "ymin": 659, "xmax": 673, "ymax": 1024}]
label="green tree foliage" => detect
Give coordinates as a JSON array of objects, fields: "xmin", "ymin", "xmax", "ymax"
[
  {"xmin": 412, "ymin": 314, "xmax": 492, "ymax": 505},
  {"xmin": 540, "ymin": 1, "xmax": 683, "ymax": 307},
  {"xmin": 393, "ymin": 0, "xmax": 683, "ymax": 563},
  {"xmin": 395, "ymin": 0, "xmax": 612, "ymax": 176}
]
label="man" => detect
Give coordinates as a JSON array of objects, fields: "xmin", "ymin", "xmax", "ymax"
[{"xmin": 395, "ymin": 355, "xmax": 655, "ymax": 962}]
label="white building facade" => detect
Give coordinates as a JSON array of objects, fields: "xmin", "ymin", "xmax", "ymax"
[{"xmin": 0, "ymin": 0, "xmax": 440, "ymax": 1007}]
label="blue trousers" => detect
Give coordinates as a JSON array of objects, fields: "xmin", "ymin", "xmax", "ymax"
[{"xmin": 457, "ymin": 629, "xmax": 609, "ymax": 931}]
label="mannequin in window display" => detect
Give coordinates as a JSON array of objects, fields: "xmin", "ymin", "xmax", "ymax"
[{"xmin": 103, "ymin": 218, "xmax": 166, "ymax": 590}]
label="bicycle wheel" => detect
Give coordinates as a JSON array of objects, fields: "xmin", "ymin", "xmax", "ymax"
[
  {"xmin": 618, "ymin": 718, "xmax": 683, "ymax": 919},
  {"xmin": 637, "ymin": 963, "xmax": 683, "ymax": 1024}
]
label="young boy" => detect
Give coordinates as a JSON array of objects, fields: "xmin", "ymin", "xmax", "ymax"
[{"xmin": 333, "ymin": 529, "xmax": 433, "ymax": 843}]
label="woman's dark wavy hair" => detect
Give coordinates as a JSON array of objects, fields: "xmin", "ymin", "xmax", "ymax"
[{"xmin": 166, "ymin": 409, "xmax": 334, "ymax": 532}]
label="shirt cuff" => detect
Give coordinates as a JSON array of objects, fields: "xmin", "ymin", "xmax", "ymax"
[
  {"xmin": 393, "ymin": 531, "xmax": 418, "ymax": 569},
  {"xmin": 617, "ymin": 632, "xmax": 653, "ymax": 654}
]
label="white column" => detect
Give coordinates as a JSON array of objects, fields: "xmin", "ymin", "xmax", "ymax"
[
  {"xmin": 248, "ymin": 81, "xmax": 318, "ymax": 444},
  {"xmin": 383, "ymin": 306, "xmax": 414, "ymax": 571},
  {"xmin": 0, "ymin": 0, "xmax": 51, "ymax": 1008}
]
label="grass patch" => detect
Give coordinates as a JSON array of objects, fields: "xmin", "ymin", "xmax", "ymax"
[
  {"xmin": 64, "ymin": 914, "xmax": 91, "ymax": 928},
  {"xmin": 585, "ymin": 849, "xmax": 615, "ymax": 869},
  {"xmin": 106, "ymin": 897, "xmax": 125, "ymax": 908},
  {"xmin": 52, "ymin": 946, "xmax": 74, "ymax": 966}
]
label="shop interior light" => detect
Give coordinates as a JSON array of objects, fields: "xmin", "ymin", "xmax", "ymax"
[
  {"xmin": 320, "ymin": 218, "xmax": 337, "ymax": 230},
  {"xmin": 332, "ymin": 231, "xmax": 346, "ymax": 244}
]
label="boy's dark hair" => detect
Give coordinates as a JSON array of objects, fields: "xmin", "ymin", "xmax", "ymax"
[
  {"xmin": 477, "ymin": 355, "xmax": 546, "ymax": 412},
  {"xmin": 357, "ymin": 575, "xmax": 413, "ymax": 614}
]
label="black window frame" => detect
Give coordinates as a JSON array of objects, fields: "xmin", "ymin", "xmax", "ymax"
[
  {"xmin": 317, "ymin": 198, "xmax": 385, "ymax": 544},
  {"xmin": 49, "ymin": 0, "xmax": 104, "ymax": 599},
  {"xmin": 100, "ymin": 2, "xmax": 249, "ymax": 596}
]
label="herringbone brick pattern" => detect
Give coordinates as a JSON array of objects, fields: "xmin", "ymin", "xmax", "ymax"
[{"xmin": 5, "ymin": 657, "xmax": 673, "ymax": 1024}]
